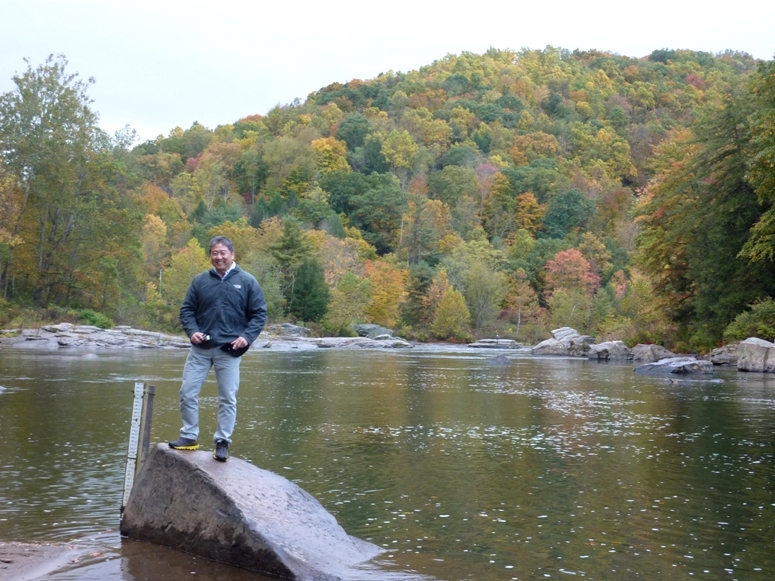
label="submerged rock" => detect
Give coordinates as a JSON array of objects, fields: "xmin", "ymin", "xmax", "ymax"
[
  {"xmin": 488, "ymin": 354, "xmax": 513, "ymax": 366},
  {"xmin": 120, "ymin": 444, "xmax": 383, "ymax": 580},
  {"xmin": 737, "ymin": 337, "xmax": 775, "ymax": 373},
  {"xmin": 634, "ymin": 357, "xmax": 713, "ymax": 375}
]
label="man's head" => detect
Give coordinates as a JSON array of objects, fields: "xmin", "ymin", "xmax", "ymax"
[{"xmin": 209, "ymin": 236, "xmax": 235, "ymax": 275}]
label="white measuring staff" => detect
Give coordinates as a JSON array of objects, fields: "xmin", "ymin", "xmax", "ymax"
[{"xmin": 122, "ymin": 381, "xmax": 145, "ymax": 512}]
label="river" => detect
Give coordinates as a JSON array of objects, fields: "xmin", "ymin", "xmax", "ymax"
[{"xmin": 1, "ymin": 346, "xmax": 774, "ymax": 580}]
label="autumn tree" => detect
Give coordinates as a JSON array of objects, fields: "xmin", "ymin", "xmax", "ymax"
[
  {"xmin": 637, "ymin": 86, "xmax": 775, "ymax": 346},
  {"xmin": 141, "ymin": 214, "xmax": 170, "ymax": 284},
  {"xmin": 421, "ymin": 268, "xmax": 452, "ymax": 328},
  {"xmin": 483, "ymin": 172, "xmax": 517, "ymax": 239},
  {"xmin": 323, "ymin": 272, "xmax": 373, "ymax": 334},
  {"xmin": 543, "ymin": 248, "xmax": 600, "ymax": 296},
  {"xmin": 0, "ymin": 54, "xmax": 139, "ymax": 307},
  {"xmin": 311, "ymin": 137, "xmax": 350, "ymax": 174},
  {"xmin": 515, "ymin": 192, "xmax": 545, "ymax": 235},
  {"xmin": 379, "ymin": 129, "xmax": 419, "ymax": 187},
  {"xmin": 462, "ymin": 261, "xmax": 508, "ymax": 333},
  {"xmin": 401, "ymin": 197, "xmax": 452, "ymax": 265},
  {"xmin": 363, "ymin": 260, "xmax": 407, "ymax": 327},
  {"xmin": 162, "ymin": 238, "xmax": 211, "ymax": 313},
  {"xmin": 430, "ymin": 288, "xmax": 472, "ymax": 341},
  {"xmin": 509, "ymin": 131, "xmax": 561, "ymax": 166},
  {"xmin": 501, "ymin": 268, "xmax": 543, "ymax": 338},
  {"xmin": 399, "ymin": 261, "xmax": 435, "ymax": 334}
]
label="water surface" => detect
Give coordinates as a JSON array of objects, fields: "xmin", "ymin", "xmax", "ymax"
[{"xmin": 1, "ymin": 346, "xmax": 774, "ymax": 580}]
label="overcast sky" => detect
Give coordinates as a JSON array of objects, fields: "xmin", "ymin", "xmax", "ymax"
[{"xmin": 1, "ymin": 0, "xmax": 773, "ymax": 142}]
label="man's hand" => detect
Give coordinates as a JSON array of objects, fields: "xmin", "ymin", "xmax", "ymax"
[
  {"xmin": 190, "ymin": 332, "xmax": 206, "ymax": 345},
  {"xmin": 231, "ymin": 336, "xmax": 248, "ymax": 349}
]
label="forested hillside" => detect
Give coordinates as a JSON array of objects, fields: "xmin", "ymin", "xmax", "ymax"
[{"xmin": 1, "ymin": 48, "xmax": 774, "ymax": 350}]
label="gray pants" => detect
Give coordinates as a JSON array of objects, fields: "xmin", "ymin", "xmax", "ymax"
[{"xmin": 178, "ymin": 346, "xmax": 241, "ymax": 445}]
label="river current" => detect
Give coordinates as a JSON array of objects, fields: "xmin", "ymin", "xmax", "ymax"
[{"xmin": 1, "ymin": 346, "xmax": 774, "ymax": 580}]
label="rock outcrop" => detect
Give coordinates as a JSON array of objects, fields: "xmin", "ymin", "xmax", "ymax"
[
  {"xmin": 737, "ymin": 338, "xmax": 775, "ymax": 373},
  {"xmin": 265, "ymin": 323, "xmax": 311, "ymax": 337},
  {"xmin": 352, "ymin": 324, "xmax": 394, "ymax": 339},
  {"xmin": 708, "ymin": 343, "xmax": 739, "ymax": 366},
  {"xmin": 0, "ymin": 324, "xmax": 189, "ymax": 350},
  {"xmin": 634, "ymin": 356, "xmax": 713, "ymax": 375},
  {"xmin": 631, "ymin": 344, "xmax": 675, "ymax": 362},
  {"xmin": 313, "ymin": 336, "xmax": 411, "ymax": 349},
  {"xmin": 468, "ymin": 338, "xmax": 521, "ymax": 349},
  {"xmin": 121, "ymin": 444, "xmax": 382, "ymax": 580},
  {"xmin": 588, "ymin": 341, "xmax": 631, "ymax": 360},
  {"xmin": 531, "ymin": 327, "xmax": 595, "ymax": 357}
]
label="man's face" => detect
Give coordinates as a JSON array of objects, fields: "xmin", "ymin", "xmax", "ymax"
[{"xmin": 210, "ymin": 243, "xmax": 235, "ymax": 275}]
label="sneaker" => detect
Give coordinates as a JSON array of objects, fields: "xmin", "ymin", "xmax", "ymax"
[
  {"xmin": 169, "ymin": 437, "xmax": 199, "ymax": 450},
  {"xmin": 213, "ymin": 439, "xmax": 229, "ymax": 462}
]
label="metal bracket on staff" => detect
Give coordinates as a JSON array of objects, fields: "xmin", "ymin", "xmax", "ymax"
[{"xmin": 121, "ymin": 381, "xmax": 156, "ymax": 518}]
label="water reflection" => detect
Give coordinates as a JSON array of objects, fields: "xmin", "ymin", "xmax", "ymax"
[{"xmin": 1, "ymin": 348, "xmax": 775, "ymax": 579}]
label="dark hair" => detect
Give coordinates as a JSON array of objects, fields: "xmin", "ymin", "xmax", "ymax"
[{"xmin": 209, "ymin": 236, "xmax": 234, "ymax": 253}]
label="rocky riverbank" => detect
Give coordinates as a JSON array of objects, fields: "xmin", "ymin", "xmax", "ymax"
[{"xmin": 0, "ymin": 323, "xmax": 412, "ymax": 351}]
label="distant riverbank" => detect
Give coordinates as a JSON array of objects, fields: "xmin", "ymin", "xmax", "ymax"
[{"xmin": 0, "ymin": 323, "xmax": 415, "ymax": 351}]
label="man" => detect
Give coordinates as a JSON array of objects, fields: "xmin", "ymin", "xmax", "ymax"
[{"xmin": 169, "ymin": 236, "xmax": 267, "ymax": 462}]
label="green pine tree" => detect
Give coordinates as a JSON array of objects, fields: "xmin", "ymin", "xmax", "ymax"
[{"xmin": 289, "ymin": 258, "xmax": 330, "ymax": 323}]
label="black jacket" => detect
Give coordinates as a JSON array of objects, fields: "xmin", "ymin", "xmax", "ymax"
[{"xmin": 180, "ymin": 265, "xmax": 267, "ymax": 349}]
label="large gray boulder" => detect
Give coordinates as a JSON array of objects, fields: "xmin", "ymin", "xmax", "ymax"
[
  {"xmin": 120, "ymin": 444, "xmax": 382, "ymax": 580},
  {"xmin": 631, "ymin": 344, "xmax": 675, "ymax": 362},
  {"xmin": 709, "ymin": 343, "xmax": 739, "ymax": 366},
  {"xmin": 737, "ymin": 337, "xmax": 775, "ymax": 373},
  {"xmin": 634, "ymin": 357, "xmax": 713, "ymax": 375},
  {"xmin": 352, "ymin": 324, "xmax": 394, "ymax": 339},
  {"xmin": 588, "ymin": 341, "xmax": 631, "ymax": 360},
  {"xmin": 531, "ymin": 327, "xmax": 594, "ymax": 357}
]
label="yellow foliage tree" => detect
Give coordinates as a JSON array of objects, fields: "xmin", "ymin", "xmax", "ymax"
[
  {"xmin": 207, "ymin": 218, "xmax": 262, "ymax": 258},
  {"xmin": 421, "ymin": 268, "xmax": 452, "ymax": 327},
  {"xmin": 509, "ymin": 131, "xmax": 561, "ymax": 166},
  {"xmin": 430, "ymin": 288, "xmax": 472, "ymax": 341},
  {"xmin": 314, "ymin": 234, "xmax": 367, "ymax": 286},
  {"xmin": 141, "ymin": 214, "xmax": 169, "ymax": 282},
  {"xmin": 311, "ymin": 137, "xmax": 350, "ymax": 174},
  {"xmin": 162, "ymin": 238, "xmax": 211, "ymax": 307},
  {"xmin": 515, "ymin": 192, "xmax": 546, "ymax": 235},
  {"xmin": 323, "ymin": 272, "xmax": 373, "ymax": 333},
  {"xmin": 363, "ymin": 260, "xmax": 407, "ymax": 327}
]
